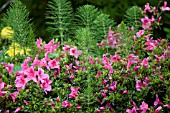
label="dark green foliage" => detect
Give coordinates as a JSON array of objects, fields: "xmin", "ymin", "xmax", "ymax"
[
  {"xmin": 46, "ymin": 0, "xmax": 73, "ymax": 44},
  {"xmin": 124, "ymin": 6, "xmax": 143, "ymax": 30},
  {"xmin": 94, "ymin": 13, "xmax": 116, "ymax": 41},
  {"xmin": 74, "ymin": 5, "xmax": 116, "ymax": 56},
  {"xmin": 75, "ymin": 5, "xmax": 100, "ymax": 30},
  {"xmin": 1, "ymin": 0, "xmax": 35, "ymax": 49}
]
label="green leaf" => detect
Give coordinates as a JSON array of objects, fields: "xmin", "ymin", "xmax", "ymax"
[
  {"xmin": 13, "ymin": 65, "xmax": 22, "ymax": 73},
  {"xmin": 48, "ymin": 53, "xmax": 60, "ymax": 58}
]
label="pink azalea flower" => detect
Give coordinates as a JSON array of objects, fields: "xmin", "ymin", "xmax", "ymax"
[
  {"xmin": 69, "ymin": 86, "xmax": 79, "ymax": 98},
  {"xmin": 127, "ymin": 54, "xmax": 138, "ymax": 59},
  {"xmin": 144, "ymin": 3, "xmax": 152, "ymax": 13},
  {"xmin": 10, "ymin": 91, "xmax": 19, "ymax": 102},
  {"xmin": 122, "ymin": 90, "xmax": 128, "ymax": 95},
  {"xmin": 14, "ymin": 107, "xmax": 22, "ymax": 113},
  {"xmin": 103, "ymin": 63, "xmax": 113, "ymax": 73},
  {"xmin": 15, "ymin": 75, "xmax": 28, "ymax": 89},
  {"xmin": 32, "ymin": 55, "xmax": 40, "ymax": 67},
  {"xmin": 36, "ymin": 38, "xmax": 42, "ymax": 49},
  {"xmin": 69, "ymin": 47, "xmax": 82, "ymax": 59},
  {"xmin": 44, "ymin": 51, "xmax": 51, "ymax": 62},
  {"xmin": 133, "ymin": 65, "xmax": 141, "ymax": 71},
  {"xmin": 40, "ymin": 58, "xmax": 50, "ymax": 70},
  {"xmin": 21, "ymin": 60, "xmax": 29, "ymax": 70},
  {"xmin": 62, "ymin": 100, "xmax": 72, "ymax": 107},
  {"xmin": 100, "ymin": 106, "xmax": 106, "ymax": 110},
  {"xmin": 102, "ymin": 55, "xmax": 109, "ymax": 65},
  {"xmin": 108, "ymin": 37, "xmax": 117, "ymax": 48},
  {"xmin": 63, "ymin": 45, "xmax": 70, "ymax": 52},
  {"xmin": 0, "ymin": 82, "xmax": 5, "ymax": 91},
  {"xmin": 154, "ymin": 94, "xmax": 163, "ymax": 107},
  {"xmin": 142, "ymin": 58, "xmax": 149, "ymax": 68},
  {"xmin": 97, "ymin": 40, "xmax": 105, "ymax": 47},
  {"xmin": 40, "ymin": 78, "xmax": 52, "ymax": 92},
  {"xmin": 76, "ymin": 105, "xmax": 82, "ymax": 110},
  {"xmin": 26, "ymin": 66, "xmax": 37, "ymax": 82},
  {"xmin": 36, "ymin": 68, "xmax": 48, "ymax": 81},
  {"xmin": 127, "ymin": 60, "xmax": 137, "ymax": 70},
  {"xmin": 144, "ymin": 40, "xmax": 158, "ymax": 51},
  {"xmin": 126, "ymin": 107, "xmax": 137, "ymax": 113},
  {"xmin": 110, "ymin": 53, "xmax": 120, "ymax": 62},
  {"xmin": 141, "ymin": 17, "xmax": 151, "ymax": 29},
  {"xmin": 0, "ymin": 82, "xmax": 8, "ymax": 96},
  {"xmin": 6, "ymin": 110, "xmax": 9, "ymax": 113},
  {"xmin": 154, "ymin": 106, "xmax": 162, "ymax": 113},
  {"xmin": 110, "ymin": 81, "xmax": 117, "ymax": 91},
  {"xmin": 5, "ymin": 63, "xmax": 14, "ymax": 74},
  {"xmin": 44, "ymin": 39, "xmax": 60, "ymax": 53},
  {"xmin": 23, "ymin": 100, "xmax": 29, "ymax": 105},
  {"xmin": 162, "ymin": 1, "xmax": 170, "ymax": 11},
  {"xmin": 154, "ymin": 54, "xmax": 165, "ymax": 62},
  {"xmin": 145, "ymin": 77, "xmax": 151, "ymax": 83},
  {"xmin": 136, "ymin": 30, "xmax": 144, "ymax": 37},
  {"xmin": 136, "ymin": 79, "xmax": 143, "ymax": 91},
  {"xmin": 164, "ymin": 104, "xmax": 170, "ymax": 108},
  {"xmin": 48, "ymin": 59, "xmax": 60, "ymax": 69},
  {"xmin": 89, "ymin": 56, "xmax": 95, "ymax": 64},
  {"xmin": 139, "ymin": 101, "xmax": 150, "ymax": 113}
]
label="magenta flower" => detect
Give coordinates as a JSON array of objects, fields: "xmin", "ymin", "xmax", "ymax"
[
  {"xmin": 108, "ymin": 37, "xmax": 117, "ymax": 48},
  {"xmin": 21, "ymin": 60, "xmax": 29, "ymax": 70},
  {"xmin": 162, "ymin": 1, "xmax": 170, "ymax": 11},
  {"xmin": 142, "ymin": 58, "xmax": 149, "ymax": 68},
  {"xmin": 10, "ymin": 91, "xmax": 19, "ymax": 102},
  {"xmin": 139, "ymin": 101, "xmax": 150, "ymax": 113},
  {"xmin": 36, "ymin": 68, "xmax": 48, "ymax": 81},
  {"xmin": 122, "ymin": 90, "xmax": 128, "ymax": 95},
  {"xmin": 154, "ymin": 106, "xmax": 162, "ymax": 113},
  {"xmin": 36, "ymin": 38, "xmax": 42, "ymax": 49},
  {"xmin": 40, "ymin": 58, "xmax": 49, "ymax": 70},
  {"xmin": 62, "ymin": 100, "xmax": 72, "ymax": 107},
  {"xmin": 154, "ymin": 94, "xmax": 163, "ymax": 107},
  {"xmin": 76, "ymin": 105, "xmax": 82, "ymax": 110},
  {"xmin": 23, "ymin": 100, "xmax": 29, "ymax": 105},
  {"xmin": 110, "ymin": 53, "xmax": 120, "ymax": 62},
  {"xmin": 89, "ymin": 56, "xmax": 95, "ymax": 64},
  {"xmin": 14, "ymin": 107, "xmax": 22, "ymax": 113},
  {"xmin": 69, "ymin": 47, "xmax": 82, "ymax": 59},
  {"xmin": 44, "ymin": 39, "xmax": 60, "ymax": 53},
  {"xmin": 144, "ymin": 40, "xmax": 158, "ymax": 51},
  {"xmin": 63, "ymin": 45, "xmax": 70, "ymax": 52},
  {"xmin": 0, "ymin": 82, "xmax": 7, "ymax": 96},
  {"xmin": 48, "ymin": 59, "xmax": 60, "ymax": 69},
  {"xmin": 40, "ymin": 78, "xmax": 52, "ymax": 92},
  {"xmin": 127, "ymin": 54, "xmax": 138, "ymax": 59},
  {"xmin": 164, "ymin": 104, "xmax": 170, "ymax": 108},
  {"xmin": 69, "ymin": 86, "xmax": 79, "ymax": 98},
  {"xmin": 127, "ymin": 60, "xmax": 137, "ymax": 70},
  {"xmin": 136, "ymin": 79, "xmax": 143, "ymax": 91},
  {"xmin": 144, "ymin": 3, "xmax": 152, "ymax": 13},
  {"xmin": 32, "ymin": 55, "xmax": 40, "ymax": 67},
  {"xmin": 141, "ymin": 17, "xmax": 151, "ymax": 29},
  {"xmin": 15, "ymin": 75, "xmax": 28, "ymax": 89},
  {"xmin": 136, "ymin": 30, "xmax": 144, "ymax": 37},
  {"xmin": 5, "ymin": 63, "xmax": 14, "ymax": 74},
  {"xmin": 126, "ymin": 107, "xmax": 137, "ymax": 113},
  {"xmin": 110, "ymin": 81, "xmax": 117, "ymax": 91},
  {"xmin": 26, "ymin": 66, "xmax": 37, "ymax": 82},
  {"xmin": 0, "ymin": 81, "xmax": 5, "ymax": 91}
]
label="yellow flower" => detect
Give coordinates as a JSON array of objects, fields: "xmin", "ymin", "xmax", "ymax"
[
  {"xmin": 1, "ymin": 26, "xmax": 14, "ymax": 39},
  {"xmin": 6, "ymin": 42, "xmax": 31, "ymax": 57}
]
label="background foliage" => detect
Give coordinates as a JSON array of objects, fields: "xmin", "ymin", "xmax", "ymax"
[{"xmin": 0, "ymin": 0, "xmax": 170, "ymax": 41}]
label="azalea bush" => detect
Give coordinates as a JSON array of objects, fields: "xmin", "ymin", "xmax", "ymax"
[{"xmin": 0, "ymin": 0, "xmax": 170, "ymax": 113}]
